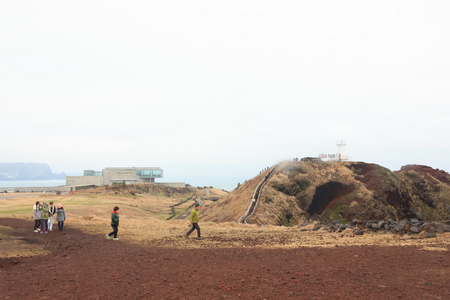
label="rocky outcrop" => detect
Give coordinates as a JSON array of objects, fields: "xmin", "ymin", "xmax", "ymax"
[
  {"xmin": 300, "ymin": 218, "xmax": 450, "ymax": 237},
  {"xmin": 203, "ymin": 160, "xmax": 450, "ymax": 226}
]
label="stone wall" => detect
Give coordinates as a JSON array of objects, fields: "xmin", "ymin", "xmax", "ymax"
[
  {"xmin": 8, "ymin": 186, "xmax": 72, "ymax": 193},
  {"xmin": 156, "ymin": 182, "xmax": 186, "ymax": 188},
  {"xmin": 66, "ymin": 176, "xmax": 104, "ymax": 186}
]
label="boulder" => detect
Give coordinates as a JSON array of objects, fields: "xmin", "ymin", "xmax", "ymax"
[
  {"xmin": 394, "ymin": 224, "xmax": 404, "ymax": 232},
  {"xmin": 353, "ymin": 229, "xmax": 364, "ymax": 235},
  {"xmin": 434, "ymin": 223, "xmax": 450, "ymax": 233},
  {"xmin": 409, "ymin": 226, "xmax": 420, "ymax": 234},
  {"xmin": 443, "ymin": 225, "xmax": 450, "ymax": 233},
  {"xmin": 411, "ymin": 218, "xmax": 420, "ymax": 224},
  {"xmin": 434, "ymin": 223, "xmax": 444, "ymax": 233},
  {"xmin": 399, "ymin": 220, "xmax": 409, "ymax": 227},
  {"xmin": 422, "ymin": 224, "xmax": 436, "ymax": 233},
  {"xmin": 425, "ymin": 232, "xmax": 437, "ymax": 238},
  {"xmin": 415, "ymin": 212, "xmax": 422, "ymax": 220}
]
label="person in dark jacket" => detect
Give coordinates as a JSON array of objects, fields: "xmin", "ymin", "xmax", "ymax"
[
  {"xmin": 56, "ymin": 204, "xmax": 66, "ymax": 230},
  {"xmin": 106, "ymin": 206, "xmax": 120, "ymax": 240}
]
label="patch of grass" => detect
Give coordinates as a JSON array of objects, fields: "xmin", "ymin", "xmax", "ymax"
[
  {"xmin": 328, "ymin": 204, "xmax": 348, "ymax": 223},
  {"xmin": 119, "ymin": 195, "xmax": 137, "ymax": 199},
  {"xmin": 277, "ymin": 211, "xmax": 294, "ymax": 226},
  {"xmin": 0, "ymin": 208, "xmax": 31, "ymax": 216},
  {"xmin": 265, "ymin": 198, "xmax": 273, "ymax": 204},
  {"xmin": 157, "ymin": 213, "xmax": 172, "ymax": 221},
  {"xmin": 0, "ymin": 225, "xmax": 14, "ymax": 236}
]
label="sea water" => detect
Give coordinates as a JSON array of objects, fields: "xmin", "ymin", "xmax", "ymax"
[{"xmin": 0, "ymin": 180, "xmax": 66, "ymax": 188}]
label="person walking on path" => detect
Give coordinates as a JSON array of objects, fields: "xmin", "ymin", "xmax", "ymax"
[
  {"xmin": 56, "ymin": 204, "xmax": 66, "ymax": 230},
  {"xmin": 39, "ymin": 202, "xmax": 50, "ymax": 234},
  {"xmin": 185, "ymin": 203, "xmax": 203, "ymax": 240},
  {"xmin": 48, "ymin": 202, "xmax": 56, "ymax": 231},
  {"xmin": 106, "ymin": 206, "xmax": 119, "ymax": 240},
  {"xmin": 33, "ymin": 201, "xmax": 41, "ymax": 232}
]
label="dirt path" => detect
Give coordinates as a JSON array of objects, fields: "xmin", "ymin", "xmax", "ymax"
[{"xmin": 1, "ymin": 218, "xmax": 449, "ymax": 299}]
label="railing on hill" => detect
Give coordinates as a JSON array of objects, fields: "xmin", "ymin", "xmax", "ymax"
[{"xmin": 238, "ymin": 164, "xmax": 279, "ymax": 224}]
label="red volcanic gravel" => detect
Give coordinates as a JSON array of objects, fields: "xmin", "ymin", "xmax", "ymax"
[{"xmin": 1, "ymin": 218, "xmax": 449, "ymax": 299}]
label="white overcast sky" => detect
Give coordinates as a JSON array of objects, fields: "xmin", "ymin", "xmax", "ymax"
[{"xmin": 1, "ymin": 1, "xmax": 449, "ymax": 187}]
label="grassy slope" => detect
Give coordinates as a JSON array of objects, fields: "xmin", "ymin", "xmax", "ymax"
[
  {"xmin": 203, "ymin": 161, "xmax": 450, "ymax": 226},
  {"xmin": 201, "ymin": 171, "xmax": 267, "ymax": 223}
]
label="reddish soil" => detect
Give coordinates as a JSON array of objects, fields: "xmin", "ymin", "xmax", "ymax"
[
  {"xmin": 398, "ymin": 165, "xmax": 450, "ymax": 185},
  {"xmin": 1, "ymin": 218, "xmax": 449, "ymax": 299}
]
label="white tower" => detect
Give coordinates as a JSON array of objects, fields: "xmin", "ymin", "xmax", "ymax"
[{"xmin": 336, "ymin": 139, "xmax": 347, "ymax": 161}]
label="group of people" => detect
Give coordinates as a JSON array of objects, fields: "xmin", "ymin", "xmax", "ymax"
[
  {"xmin": 33, "ymin": 201, "xmax": 66, "ymax": 234},
  {"xmin": 32, "ymin": 201, "xmax": 202, "ymax": 241},
  {"xmin": 259, "ymin": 166, "xmax": 270, "ymax": 174}
]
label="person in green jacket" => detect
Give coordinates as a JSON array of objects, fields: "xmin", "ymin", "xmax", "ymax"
[
  {"xmin": 106, "ymin": 206, "xmax": 120, "ymax": 240},
  {"xmin": 185, "ymin": 203, "xmax": 203, "ymax": 240},
  {"xmin": 39, "ymin": 201, "xmax": 50, "ymax": 234}
]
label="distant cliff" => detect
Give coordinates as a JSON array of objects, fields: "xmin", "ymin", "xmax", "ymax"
[{"xmin": 0, "ymin": 163, "xmax": 66, "ymax": 180}]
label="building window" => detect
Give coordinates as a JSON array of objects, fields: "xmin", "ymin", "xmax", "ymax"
[
  {"xmin": 142, "ymin": 170, "xmax": 152, "ymax": 176},
  {"xmin": 152, "ymin": 170, "xmax": 161, "ymax": 176},
  {"xmin": 84, "ymin": 170, "xmax": 103, "ymax": 176},
  {"xmin": 137, "ymin": 169, "xmax": 162, "ymax": 178}
]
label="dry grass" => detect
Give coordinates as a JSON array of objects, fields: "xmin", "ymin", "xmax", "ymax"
[
  {"xmin": 1, "ymin": 192, "xmax": 449, "ymax": 258},
  {"xmin": 202, "ymin": 173, "xmax": 265, "ymax": 222},
  {"xmin": 0, "ymin": 225, "xmax": 50, "ymax": 258}
]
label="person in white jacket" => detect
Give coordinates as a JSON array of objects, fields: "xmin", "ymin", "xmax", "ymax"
[
  {"xmin": 48, "ymin": 202, "xmax": 56, "ymax": 231},
  {"xmin": 33, "ymin": 201, "xmax": 42, "ymax": 232}
]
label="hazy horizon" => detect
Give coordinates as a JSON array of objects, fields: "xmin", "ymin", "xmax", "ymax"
[{"xmin": 1, "ymin": 1, "xmax": 449, "ymax": 182}]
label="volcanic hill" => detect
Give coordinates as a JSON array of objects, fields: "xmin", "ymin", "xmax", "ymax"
[{"xmin": 202, "ymin": 161, "xmax": 450, "ymax": 226}]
